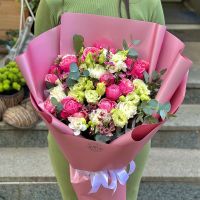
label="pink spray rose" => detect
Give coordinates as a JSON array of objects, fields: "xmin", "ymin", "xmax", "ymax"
[
  {"xmin": 45, "ymin": 74, "xmax": 59, "ymax": 84},
  {"xmin": 100, "ymin": 73, "xmax": 115, "ymax": 86},
  {"xmin": 131, "ymin": 59, "xmax": 149, "ymax": 79},
  {"xmin": 44, "ymin": 97, "xmax": 55, "ymax": 114},
  {"xmin": 59, "ymin": 55, "xmax": 77, "ymax": 73},
  {"xmin": 98, "ymin": 98, "xmax": 117, "ymax": 112},
  {"xmin": 82, "ymin": 47, "xmax": 100, "ymax": 61},
  {"xmin": 125, "ymin": 58, "xmax": 135, "ymax": 70},
  {"xmin": 106, "ymin": 84, "xmax": 122, "ymax": 101},
  {"xmin": 48, "ymin": 65, "xmax": 61, "ymax": 75},
  {"xmin": 72, "ymin": 111, "xmax": 88, "ymax": 119},
  {"xmin": 119, "ymin": 78, "xmax": 134, "ymax": 95},
  {"xmin": 60, "ymin": 97, "xmax": 82, "ymax": 119}
]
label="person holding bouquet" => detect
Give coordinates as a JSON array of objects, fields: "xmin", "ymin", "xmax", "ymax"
[{"xmin": 35, "ymin": 0, "xmax": 165, "ymax": 199}]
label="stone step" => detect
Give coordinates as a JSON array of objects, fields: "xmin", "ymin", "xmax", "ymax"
[
  {"xmin": 0, "ymin": 147, "xmax": 199, "ymax": 200},
  {"xmin": 0, "ymin": 104, "xmax": 200, "ymax": 149}
]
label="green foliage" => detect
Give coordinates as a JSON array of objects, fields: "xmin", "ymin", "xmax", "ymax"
[
  {"xmin": 145, "ymin": 68, "xmax": 167, "ymax": 99},
  {"xmin": 73, "ymin": 35, "xmax": 84, "ymax": 55},
  {"xmin": 128, "ymin": 48, "xmax": 138, "ymax": 58},
  {"xmin": 123, "ymin": 39, "xmax": 129, "ymax": 50},
  {"xmin": 131, "ymin": 40, "xmax": 141, "ymax": 45},
  {"xmin": 50, "ymin": 97, "xmax": 63, "ymax": 113},
  {"xmin": 95, "ymin": 135, "xmax": 110, "ymax": 143},
  {"xmin": 136, "ymin": 99, "xmax": 172, "ymax": 124}
]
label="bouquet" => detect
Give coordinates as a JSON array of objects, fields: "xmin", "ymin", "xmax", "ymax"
[
  {"xmin": 16, "ymin": 13, "xmax": 192, "ymax": 200},
  {"xmin": 44, "ymin": 34, "xmax": 172, "ymax": 143}
]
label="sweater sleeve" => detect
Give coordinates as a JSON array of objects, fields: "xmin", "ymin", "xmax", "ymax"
[
  {"xmin": 34, "ymin": 0, "xmax": 56, "ymax": 36},
  {"xmin": 151, "ymin": 0, "xmax": 165, "ymax": 25}
]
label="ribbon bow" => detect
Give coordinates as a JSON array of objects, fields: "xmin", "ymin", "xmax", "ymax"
[{"xmin": 89, "ymin": 161, "xmax": 136, "ymax": 193}]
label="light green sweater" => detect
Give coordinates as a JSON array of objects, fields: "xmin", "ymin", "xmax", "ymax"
[{"xmin": 35, "ymin": 0, "xmax": 165, "ymax": 36}]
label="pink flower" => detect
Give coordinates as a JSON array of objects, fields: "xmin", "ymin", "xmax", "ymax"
[
  {"xmin": 60, "ymin": 97, "xmax": 82, "ymax": 119},
  {"xmin": 125, "ymin": 58, "xmax": 135, "ymax": 70},
  {"xmin": 131, "ymin": 59, "xmax": 149, "ymax": 79},
  {"xmin": 59, "ymin": 55, "xmax": 77, "ymax": 73},
  {"xmin": 48, "ymin": 65, "xmax": 61, "ymax": 75},
  {"xmin": 82, "ymin": 47, "xmax": 100, "ymax": 61},
  {"xmin": 72, "ymin": 111, "xmax": 88, "ymax": 119},
  {"xmin": 106, "ymin": 84, "xmax": 122, "ymax": 101},
  {"xmin": 100, "ymin": 73, "xmax": 115, "ymax": 86},
  {"xmin": 45, "ymin": 74, "xmax": 59, "ymax": 84},
  {"xmin": 98, "ymin": 98, "xmax": 117, "ymax": 112},
  {"xmin": 44, "ymin": 97, "xmax": 55, "ymax": 114},
  {"xmin": 119, "ymin": 78, "xmax": 134, "ymax": 95}
]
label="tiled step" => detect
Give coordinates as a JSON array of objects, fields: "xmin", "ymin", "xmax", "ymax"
[
  {"xmin": 0, "ymin": 147, "xmax": 199, "ymax": 200},
  {"xmin": 0, "ymin": 105, "xmax": 200, "ymax": 149}
]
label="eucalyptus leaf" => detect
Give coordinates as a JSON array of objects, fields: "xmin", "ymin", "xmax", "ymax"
[
  {"xmin": 56, "ymin": 103, "xmax": 63, "ymax": 113},
  {"xmin": 66, "ymin": 77, "xmax": 77, "ymax": 87},
  {"xmin": 73, "ymin": 34, "xmax": 84, "ymax": 55},
  {"xmin": 51, "ymin": 97, "xmax": 58, "ymax": 106},
  {"xmin": 123, "ymin": 39, "xmax": 129, "ymax": 50},
  {"xmin": 143, "ymin": 107, "xmax": 154, "ymax": 115},
  {"xmin": 160, "ymin": 110, "xmax": 167, "ymax": 120},
  {"xmin": 161, "ymin": 102, "xmax": 171, "ymax": 112},
  {"xmin": 144, "ymin": 116, "xmax": 159, "ymax": 124},
  {"xmin": 152, "ymin": 70, "xmax": 160, "ymax": 81},
  {"xmin": 132, "ymin": 40, "xmax": 141, "ymax": 45},
  {"xmin": 69, "ymin": 71, "xmax": 80, "ymax": 80},
  {"xmin": 128, "ymin": 48, "xmax": 138, "ymax": 58},
  {"xmin": 82, "ymin": 70, "xmax": 90, "ymax": 77},
  {"xmin": 160, "ymin": 68, "xmax": 167, "ymax": 75},
  {"xmin": 143, "ymin": 71, "xmax": 149, "ymax": 83},
  {"xmin": 70, "ymin": 63, "xmax": 79, "ymax": 72}
]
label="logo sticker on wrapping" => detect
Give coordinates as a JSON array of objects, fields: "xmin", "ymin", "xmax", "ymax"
[{"xmin": 88, "ymin": 143, "xmax": 103, "ymax": 152}]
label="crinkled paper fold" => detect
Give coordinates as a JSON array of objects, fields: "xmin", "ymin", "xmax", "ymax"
[{"xmin": 16, "ymin": 13, "xmax": 192, "ymax": 199}]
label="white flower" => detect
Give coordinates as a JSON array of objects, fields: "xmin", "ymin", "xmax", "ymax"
[
  {"xmin": 88, "ymin": 65, "xmax": 107, "ymax": 79},
  {"xmin": 68, "ymin": 117, "xmax": 87, "ymax": 136},
  {"xmin": 108, "ymin": 60, "xmax": 127, "ymax": 73},
  {"xmin": 117, "ymin": 101, "xmax": 137, "ymax": 119},
  {"xmin": 110, "ymin": 51, "xmax": 127, "ymax": 62},
  {"xmin": 50, "ymin": 84, "xmax": 66, "ymax": 102},
  {"xmin": 89, "ymin": 109, "xmax": 111, "ymax": 126}
]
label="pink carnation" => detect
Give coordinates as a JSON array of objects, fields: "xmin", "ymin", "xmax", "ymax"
[
  {"xmin": 44, "ymin": 97, "xmax": 55, "ymax": 114},
  {"xmin": 131, "ymin": 59, "xmax": 149, "ymax": 79},
  {"xmin": 48, "ymin": 65, "xmax": 61, "ymax": 75},
  {"xmin": 45, "ymin": 74, "xmax": 59, "ymax": 84},
  {"xmin": 98, "ymin": 98, "xmax": 117, "ymax": 112},
  {"xmin": 59, "ymin": 55, "xmax": 77, "ymax": 73},
  {"xmin": 100, "ymin": 73, "xmax": 115, "ymax": 86},
  {"xmin": 106, "ymin": 84, "xmax": 122, "ymax": 101},
  {"xmin": 119, "ymin": 78, "xmax": 134, "ymax": 95},
  {"xmin": 60, "ymin": 97, "xmax": 82, "ymax": 119}
]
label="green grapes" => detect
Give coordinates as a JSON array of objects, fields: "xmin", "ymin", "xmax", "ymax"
[{"xmin": 0, "ymin": 61, "xmax": 26, "ymax": 94}]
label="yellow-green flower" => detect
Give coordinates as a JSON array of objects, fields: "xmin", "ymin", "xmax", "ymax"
[
  {"xmin": 98, "ymin": 51, "xmax": 106, "ymax": 64},
  {"xmin": 71, "ymin": 82, "xmax": 85, "ymax": 91},
  {"xmin": 125, "ymin": 91, "xmax": 140, "ymax": 105},
  {"xmin": 133, "ymin": 79, "xmax": 151, "ymax": 101},
  {"xmin": 111, "ymin": 50, "xmax": 128, "ymax": 62},
  {"xmin": 85, "ymin": 90, "xmax": 100, "ymax": 104},
  {"xmin": 85, "ymin": 53, "xmax": 95, "ymax": 66},
  {"xmin": 96, "ymin": 82, "xmax": 106, "ymax": 96},
  {"xmin": 117, "ymin": 101, "xmax": 137, "ymax": 119},
  {"xmin": 85, "ymin": 80, "xmax": 94, "ymax": 90},
  {"xmin": 111, "ymin": 109, "xmax": 128, "ymax": 128},
  {"xmin": 68, "ymin": 90, "xmax": 85, "ymax": 103}
]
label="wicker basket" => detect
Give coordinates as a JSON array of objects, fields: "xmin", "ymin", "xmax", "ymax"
[
  {"xmin": 0, "ymin": 88, "xmax": 25, "ymax": 108},
  {"xmin": 0, "ymin": 99, "xmax": 6, "ymax": 120}
]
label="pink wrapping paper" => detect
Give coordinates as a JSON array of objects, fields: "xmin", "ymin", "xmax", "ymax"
[{"xmin": 16, "ymin": 13, "xmax": 192, "ymax": 200}]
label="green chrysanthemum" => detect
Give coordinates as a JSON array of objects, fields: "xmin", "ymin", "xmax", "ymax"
[{"xmin": 85, "ymin": 90, "xmax": 100, "ymax": 104}]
